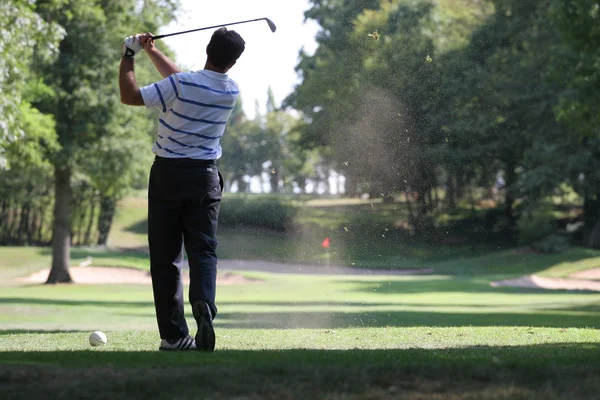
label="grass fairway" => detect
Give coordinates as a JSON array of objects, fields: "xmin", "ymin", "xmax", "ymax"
[
  {"xmin": 2, "ymin": 196, "xmax": 600, "ymax": 399},
  {"xmin": 2, "ymin": 329, "xmax": 600, "ymax": 399},
  {"xmin": 2, "ymin": 264, "xmax": 600, "ymax": 399}
]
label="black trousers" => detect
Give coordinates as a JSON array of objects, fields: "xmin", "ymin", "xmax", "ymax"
[{"xmin": 148, "ymin": 156, "xmax": 222, "ymax": 340}]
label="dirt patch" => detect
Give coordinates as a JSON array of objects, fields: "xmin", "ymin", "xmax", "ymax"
[
  {"xmin": 491, "ymin": 274, "xmax": 600, "ymax": 291},
  {"xmin": 18, "ymin": 266, "xmax": 258, "ymax": 285}
]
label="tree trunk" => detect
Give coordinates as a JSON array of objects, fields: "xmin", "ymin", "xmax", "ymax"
[
  {"xmin": 7, "ymin": 203, "xmax": 20, "ymax": 243},
  {"xmin": 97, "ymin": 195, "xmax": 116, "ymax": 246},
  {"xmin": 37, "ymin": 205, "xmax": 46, "ymax": 244},
  {"xmin": 344, "ymin": 174, "xmax": 358, "ymax": 197},
  {"xmin": 47, "ymin": 165, "xmax": 73, "ymax": 284},
  {"xmin": 583, "ymin": 195, "xmax": 600, "ymax": 248},
  {"xmin": 455, "ymin": 166, "xmax": 465, "ymax": 200},
  {"xmin": 446, "ymin": 173, "xmax": 456, "ymax": 209},
  {"xmin": 84, "ymin": 197, "xmax": 97, "ymax": 245},
  {"xmin": 269, "ymin": 170, "xmax": 279, "ymax": 193},
  {"xmin": 503, "ymin": 161, "xmax": 517, "ymax": 242},
  {"xmin": 19, "ymin": 202, "xmax": 31, "ymax": 245},
  {"xmin": 0, "ymin": 198, "xmax": 7, "ymax": 238}
]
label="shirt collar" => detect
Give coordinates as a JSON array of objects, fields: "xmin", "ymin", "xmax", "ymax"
[{"xmin": 194, "ymin": 69, "xmax": 229, "ymax": 81}]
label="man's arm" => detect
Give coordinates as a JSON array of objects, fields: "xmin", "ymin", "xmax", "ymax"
[
  {"xmin": 119, "ymin": 35, "xmax": 144, "ymax": 106},
  {"xmin": 119, "ymin": 57, "xmax": 144, "ymax": 106},
  {"xmin": 142, "ymin": 33, "xmax": 182, "ymax": 78}
]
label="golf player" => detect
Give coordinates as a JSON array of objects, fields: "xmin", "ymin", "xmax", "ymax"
[{"xmin": 119, "ymin": 28, "xmax": 245, "ymax": 351}]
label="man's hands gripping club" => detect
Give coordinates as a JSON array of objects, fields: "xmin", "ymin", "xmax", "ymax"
[
  {"xmin": 121, "ymin": 33, "xmax": 181, "ymax": 78},
  {"xmin": 121, "ymin": 35, "xmax": 143, "ymax": 58}
]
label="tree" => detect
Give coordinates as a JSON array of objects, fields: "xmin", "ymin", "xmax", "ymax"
[
  {"xmin": 288, "ymin": 0, "xmax": 492, "ymax": 225},
  {"xmin": 545, "ymin": 0, "xmax": 600, "ymax": 246},
  {"xmin": 0, "ymin": 0, "xmax": 63, "ymax": 153},
  {"xmin": 32, "ymin": 0, "xmax": 178, "ymax": 283}
]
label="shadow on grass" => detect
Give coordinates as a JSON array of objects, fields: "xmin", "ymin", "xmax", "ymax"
[
  {"xmin": 35, "ymin": 248, "xmax": 150, "ymax": 270},
  {"xmin": 343, "ymin": 276, "xmax": 600, "ymax": 294},
  {"xmin": 0, "ymin": 343, "xmax": 598, "ymax": 366},
  {"xmin": 1, "ymin": 295, "xmax": 599, "ymax": 328},
  {"xmin": 124, "ymin": 219, "xmax": 148, "ymax": 235},
  {"xmin": 0, "ymin": 298, "xmax": 154, "ymax": 308},
  {"xmin": 0, "ymin": 330, "xmax": 87, "ymax": 335},
  {"xmin": 1, "ymin": 344, "xmax": 599, "ymax": 400},
  {"xmin": 214, "ymin": 310, "xmax": 600, "ymax": 329}
]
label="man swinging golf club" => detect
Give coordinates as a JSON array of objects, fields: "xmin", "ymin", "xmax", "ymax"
[{"xmin": 119, "ymin": 28, "xmax": 245, "ymax": 351}]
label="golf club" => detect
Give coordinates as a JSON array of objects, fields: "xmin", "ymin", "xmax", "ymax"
[{"xmin": 151, "ymin": 17, "xmax": 277, "ymax": 40}]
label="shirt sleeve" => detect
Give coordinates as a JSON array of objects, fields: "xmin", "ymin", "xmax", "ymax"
[{"xmin": 139, "ymin": 74, "xmax": 181, "ymax": 112}]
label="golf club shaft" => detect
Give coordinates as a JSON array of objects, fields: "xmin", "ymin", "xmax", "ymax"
[{"xmin": 152, "ymin": 18, "xmax": 272, "ymax": 40}]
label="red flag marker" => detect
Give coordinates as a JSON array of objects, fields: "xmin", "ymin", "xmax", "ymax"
[{"xmin": 321, "ymin": 237, "xmax": 330, "ymax": 249}]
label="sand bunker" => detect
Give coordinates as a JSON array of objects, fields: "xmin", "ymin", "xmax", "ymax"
[
  {"xmin": 20, "ymin": 266, "xmax": 257, "ymax": 285},
  {"xmin": 491, "ymin": 274, "xmax": 600, "ymax": 291},
  {"xmin": 569, "ymin": 267, "xmax": 600, "ymax": 280}
]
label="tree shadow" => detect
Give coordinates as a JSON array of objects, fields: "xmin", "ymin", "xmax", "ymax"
[
  {"xmin": 2, "ymin": 296, "xmax": 599, "ymax": 328},
  {"xmin": 0, "ymin": 298, "xmax": 154, "ymax": 308},
  {"xmin": 1, "ymin": 343, "xmax": 599, "ymax": 399},
  {"xmin": 342, "ymin": 276, "xmax": 600, "ymax": 294},
  {"xmin": 37, "ymin": 248, "xmax": 150, "ymax": 264},
  {"xmin": 124, "ymin": 219, "xmax": 148, "ymax": 235},
  {"xmin": 214, "ymin": 309, "xmax": 600, "ymax": 329}
]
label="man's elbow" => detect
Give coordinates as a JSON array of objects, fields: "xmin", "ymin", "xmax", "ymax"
[
  {"xmin": 120, "ymin": 91, "xmax": 144, "ymax": 106},
  {"xmin": 120, "ymin": 95, "xmax": 134, "ymax": 105}
]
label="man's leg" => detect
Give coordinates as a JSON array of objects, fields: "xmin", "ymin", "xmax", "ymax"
[
  {"xmin": 148, "ymin": 162, "xmax": 189, "ymax": 340},
  {"xmin": 182, "ymin": 169, "xmax": 222, "ymax": 350}
]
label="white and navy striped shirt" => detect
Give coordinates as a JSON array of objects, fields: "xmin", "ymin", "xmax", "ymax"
[{"xmin": 140, "ymin": 70, "xmax": 239, "ymax": 159}]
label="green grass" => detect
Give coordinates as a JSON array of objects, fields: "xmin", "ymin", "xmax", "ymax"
[
  {"xmin": 0, "ymin": 247, "xmax": 150, "ymax": 282},
  {"xmin": 2, "ymin": 338, "xmax": 599, "ymax": 399},
  {"xmin": 1, "ymin": 270, "xmax": 600, "ymax": 399},
  {"xmin": 2, "ymin": 272, "xmax": 600, "ymax": 331},
  {"xmin": 3, "ymin": 194, "xmax": 600, "ymax": 399}
]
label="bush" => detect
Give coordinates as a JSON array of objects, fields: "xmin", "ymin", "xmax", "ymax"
[
  {"xmin": 517, "ymin": 200, "xmax": 557, "ymax": 245},
  {"xmin": 220, "ymin": 195, "xmax": 298, "ymax": 232},
  {"xmin": 532, "ymin": 234, "xmax": 570, "ymax": 254}
]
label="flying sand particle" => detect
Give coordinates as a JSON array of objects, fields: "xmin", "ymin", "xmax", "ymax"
[{"xmin": 368, "ymin": 30, "xmax": 380, "ymax": 40}]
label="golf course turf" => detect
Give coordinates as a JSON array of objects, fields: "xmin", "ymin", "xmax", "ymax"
[
  {"xmin": 2, "ymin": 197, "xmax": 600, "ymax": 399},
  {"xmin": 2, "ymin": 257, "xmax": 600, "ymax": 399}
]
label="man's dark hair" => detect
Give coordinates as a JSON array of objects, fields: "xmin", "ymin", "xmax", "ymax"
[{"xmin": 206, "ymin": 28, "xmax": 245, "ymax": 69}]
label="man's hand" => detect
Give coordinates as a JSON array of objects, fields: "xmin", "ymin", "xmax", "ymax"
[
  {"xmin": 121, "ymin": 35, "xmax": 143, "ymax": 58},
  {"xmin": 139, "ymin": 32, "xmax": 182, "ymax": 78},
  {"xmin": 140, "ymin": 33, "xmax": 157, "ymax": 54}
]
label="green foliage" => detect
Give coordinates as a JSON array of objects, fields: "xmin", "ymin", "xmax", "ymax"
[
  {"xmin": 219, "ymin": 92, "xmax": 317, "ymax": 194},
  {"xmin": 290, "ymin": 0, "xmax": 600, "ymax": 246},
  {"xmin": 532, "ymin": 234, "xmax": 571, "ymax": 254},
  {"xmin": 288, "ymin": 0, "xmax": 495, "ymax": 222},
  {"xmin": 550, "ymin": 0, "xmax": 600, "ymax": 138},
  {"xmin": 0, "ymin": 0, "xmax": 64, "ymax": 150},
  {"xmin": 0, "ymin": 0, "xmax": 179, "ymax": 252},
  {"xmin": 517, "ymin": 200, "xmax": 559, "ymax": 245}
]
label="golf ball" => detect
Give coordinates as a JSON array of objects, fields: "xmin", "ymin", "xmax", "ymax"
[{"xmin": 89, "ymin": 331, "xmax": 107, "ymax": 347}]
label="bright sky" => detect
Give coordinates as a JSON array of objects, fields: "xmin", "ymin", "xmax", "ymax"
[{"xmin": 158, "ymin": 0, "xmax": 320, "ymax": 118}]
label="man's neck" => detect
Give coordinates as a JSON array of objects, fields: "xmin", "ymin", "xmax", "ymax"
[{"xmin": 204, "ymin": 62, "xmax": 227, "ymax": 74}]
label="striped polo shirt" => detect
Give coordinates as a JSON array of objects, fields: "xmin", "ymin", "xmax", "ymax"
[{"xmin": 140, "ymin": 70, "xmax": 239, "ymax": 159}]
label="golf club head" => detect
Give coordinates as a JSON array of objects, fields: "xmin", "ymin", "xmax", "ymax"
[{"xmin": 265, "ymin": 18, "xmax": 277, "ymax": 33}]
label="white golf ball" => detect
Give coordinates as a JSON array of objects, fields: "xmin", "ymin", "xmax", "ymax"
[{"xmin": 89, "ymin": 331, "xmax": 107, "ymax": 347}]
